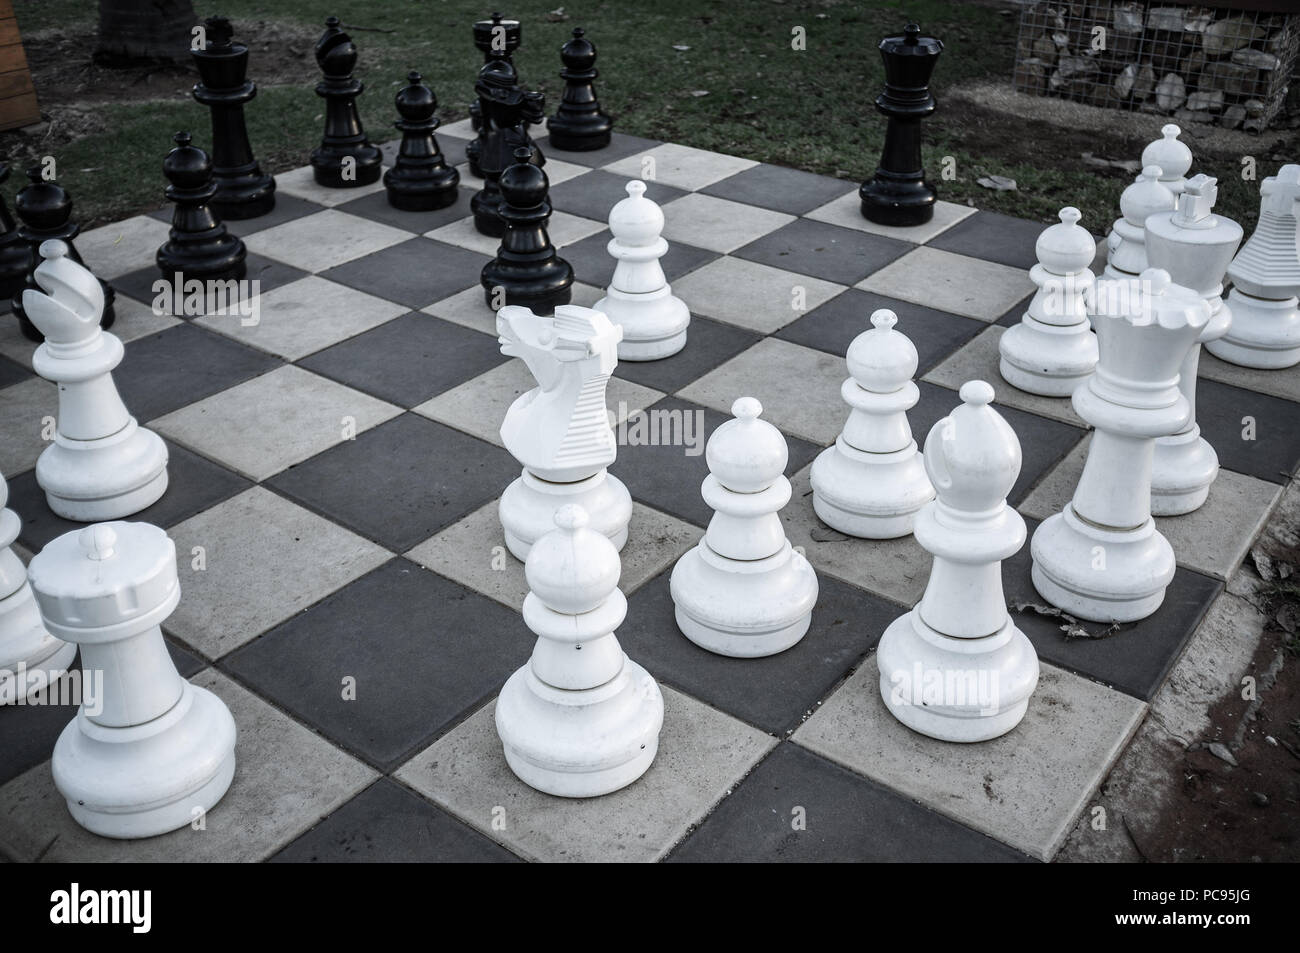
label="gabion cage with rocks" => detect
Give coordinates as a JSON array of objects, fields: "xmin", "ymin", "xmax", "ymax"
[{"xmin": 1014, "ymin": 2, "xmax": 1297, "ymax": 131}]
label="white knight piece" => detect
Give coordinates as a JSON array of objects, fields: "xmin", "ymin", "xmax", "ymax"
[
  {"xmin": 497, "ymin": 303, "xmax": 633, "ymax": 560},
  {"xmin": 1207, "ymin": 164, "xmax": 1300, "ymax": 370},
  {"xmin": 23, "ymin": 240, "xmax": 168, "ymax": 521}
]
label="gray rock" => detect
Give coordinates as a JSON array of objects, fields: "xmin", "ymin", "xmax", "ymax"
[
  {"xmin": 1231, "ymin": 48, "xmax": 1280, "ymax": 71},
  {"xmin": 1221, "ymin": 104, "xmax": 1247, "ymax": 129}
]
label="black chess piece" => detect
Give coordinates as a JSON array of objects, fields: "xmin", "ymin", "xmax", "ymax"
[
  {"xmin": 10, "ymin": 167, "xmax": 115, "ymax": 342},
  {"xmin": 481, "ymin": 147, "xmax": 572, "ymax": 314},
  {"xmin": 191, "ymin": 15, "xmax": 276, "ymax": 219},
  {"xmin": 472, "ymin": 59, "xmax": 545, "ymax": 238},
  {"xmin": 310, "ymin": 16, "xmax": 383, "ymax": 188},
  {"xmin": 384, "ymin": 71, "xmax": 460, "ymax": 211},
  {"xmin": 467, "ymin": 11, "xmax": 522, "ymax": 178},
  {"xmin": 546, "ymin": 28, "xmax": 612, "ymax": 151},
  {"xmin": 859, "ymin": 23, "xmax": 943, "ymax": 227},
  {"xmin": 157, "ymin": 133, "xmax": 247, "ymax": 282},
  {"xmin": 0, "ymin": 164, "xmax": 31, "ymax": 301}
]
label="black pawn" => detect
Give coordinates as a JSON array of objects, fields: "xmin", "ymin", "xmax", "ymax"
[
  {"xmin": 157, "ymin": 133, "xmax": 247, "ymax": 282},
  {"xmin": 859, "ymin": 23, "xmax": 943, "ymax": 227},
  {"xmin": 0, "ymin": 164, "xmax": 31, "ymax": 300},
  {"xmin": 546, "ymin": 28, "xmax": 612, "ymax": 151},
  {"xmin": 471, "ymin": 59, "xmax": 545, "ymax": 238},
  {"xmin": 384, "ymin": 72, "xmax": 460, "ymax": 211},
  {"xmin": 481, "ymin": 147, "xmax": 572, "ymax": 314},
  {"xmin": 10, "ymin": 167, "xmax": 115, "ymax": 342},
  {"xmin": 192, "ymin": 15, "xmax": 276, "ymax": 219},
  {"xmin": 310, "ymin": 16, "xmax": 383, "ymax": 188},
  {"xmin": 467, "ymin": 11, "xmax": 522, "ymax": 178}
]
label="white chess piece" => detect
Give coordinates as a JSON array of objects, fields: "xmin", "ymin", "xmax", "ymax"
[
  {"xmin": 1144, "ymin": 174, "xmax": 1243, "ymax": 515},
  {"xmin": 810, "ymin": 309, "xmax": 933, "ymax": 538},
  {"xmin": 999, "ymin": 207, "xmax": 1099, "ymax": 397},
  {"xmin": 495, "ymin": 504, "xmax": 663, "ymax": 797},
  {"xmin": 496, "ymin": 303, "xmax": 633, "ymax": 561},
  {"xmin": 670, "ymin": 397, "xmax": 818, "ymax": 657},
  {"xmin": 1104, "ymin": 166, "xmax": 1177, "ymax": 280},
  {"xmin": 23, "ymin": 240, "xmax": 168, "ymax": 521},
  {"xmin": 0, "ymin": 468, "xmax": 74, "ymax": 704},
  {"xmin": 876, "ymin": 380, "xmax": 1039, "ymax": 742},
  {"xmin": 595, "ymin": 180, "xmax": 690, "ymax": 360},
  {"xmin": 1031, "ymin": 269, "xmax": 1210, "ymax": 623},
  {"xmin": 28, "ymin": 522, "xmax": 237, "ymax": 838},
  {"xmin": 1141, "ymin": 123, "xmax": 1193, "ymax": 196},
  {"xmin": 1207, "ymin": 164, "xmax": 1300, "ymax": 369}
]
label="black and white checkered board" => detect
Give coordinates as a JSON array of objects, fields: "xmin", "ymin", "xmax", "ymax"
[{"xmin": 0, "ymin": 125, "xmax": 1295, "ymax": 863}]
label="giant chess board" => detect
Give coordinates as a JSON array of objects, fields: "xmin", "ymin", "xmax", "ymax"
[{"xmin": 0, "ymin": 126, "xmax": 1295, "ymax": 862}]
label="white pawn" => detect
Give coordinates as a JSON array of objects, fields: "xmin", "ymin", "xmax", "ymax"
[
  {"xmin": 670, "ymin": 397, "xmax": 818, "ymax": 657},
  {"xmin": 496, "ymin": 303, "xmax": 632, "ymax": 560},
  {"xmin": 999, "ymin": 207, "xmax": 1099, "ymax": 396},
  {"xmin": 1104, "ymin": 166, "xmax": 1176, "ymax": 280},
  {"xmin": 877, "ymin": 381, "xmax": 1039, "ymax": 742},
  {"xmin": 1145, "ymin": 174, "xmax": 1243, "ymax": 515},
  {"xmin": 0, "ymin": 468, "xmax": 74, "ymax": 704},
  {"xmin": 1141, "ymin": 123, "xmax": 1193, "ymax": 196},
  {"xmin": 24, "ymin": 240, "xmax": 168, "ymax": 521},
  {"xmin": 1208, "ymin": 164, "xmax": 1300, "ymax": 369},
  {"xmin": 595, "ymin": 180, "xmax": 690, "ymax": 361},
  {"xmin": 495, "ymin": 504, "xmax": 663, "ymax": 798},
  {"xmin": 810, "ymin": 309, "xmax": 933, "ymax": 538},
  {"xmin": 28, "ymin": 522, "xmax": 237, "ymax": 838}
]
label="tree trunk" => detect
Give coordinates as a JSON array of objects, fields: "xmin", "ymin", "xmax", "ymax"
[{"xmin": 95, "ymin": 0, "xmax": 196, "ymax": 66}]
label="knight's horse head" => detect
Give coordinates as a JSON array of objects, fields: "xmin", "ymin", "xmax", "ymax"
[{"xmin": 497, "ymin": 305, "xmax": 564, "ymax": 391}]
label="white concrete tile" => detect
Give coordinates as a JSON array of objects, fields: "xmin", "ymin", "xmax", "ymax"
[
  {"xmin": 604, "ymin": 143, "xmax": 758, "ymax": 191},
  {"xmin": 151, "ymin": 365, "xmax": 402, "ymax": 481},
  {"xmin": 660, "ymin": 193, "xmax": 795, "ymax": 254},
  {"xmin": 394, "ymin": 685, "xmax": 776, "ymax": 862},
  {"xmin": 1199, "ymin": 348, "xmax": 1300, "ymax": 404},
  {"xmin": 421, "ymin": 282, "xmax": 604, "ymax": 335},
  {"xmin": 671, "ymin": 256, "xmax": 844, "ymax": 334},
  {"xmin": 794, "ymin": 659, "xmax": 1146, "ymax": 861},
  {"xmin": 426, "ymin": 210, "xmax": 602, "ymax": 256},
  {"xmin": 165, "ymin": 486, "xmax": 391, "ymax": 657},
  {"xmin": 245, "ymin": 209, "xmax": 411, "ymax": 273},
  {"xmin": 274, "ymin": 164, "xmax": 386, "ymax": 207},
  {"xmin": 78, "ymin": 214, "xmax": 174, "ymax": 279},
  {"xmin": 857, "ymin": 246, "xmax": 1035, "ymax": 322},
  {"xmin": 805, "ymin": 192, "xmax": 977, "ymax": 244}
]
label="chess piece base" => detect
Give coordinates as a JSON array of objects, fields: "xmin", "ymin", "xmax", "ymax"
[
  {"xmin": 0, "ymin": 636, "xmax": 76, "ymax": 705},
  {"xmin": 546, "ymin": 120, "xmax": 612, "ymax": 152},
  {"xmin": 0, "ymin": 541, "xmax": 76, "ymax": 704},
  {"xmin": 670, "ymin": 539, "xmax": 818, "ymax": 657},
  {"xmin": 495, "ymin": 656, "xmax": 663, "ymax": 798},
  {"xmin": 1150, "ymin": 424, "xmax": 1218, "ymax": 516},
  {"xmin": 998, "ymin": 317, "xmax": 1099, "ymax": 398},
  {"xmin": 309, "ymin": 147, "xmax": 383, "ymax": 188},
  {"xmin": 859, "ymin": 173, "xmax": 936, "ymax": 227},
  {"xmin": 480, "ymin": 256, "xmax": 574, "ymax": 315},
  {"xmin": 211, "ymin": 171, "xmax": 277, "ymax": 220},
  {"xmin": 1205, "ymin": 291, "xmax": 1300, "ymax": 369},
  {"xmin": 876, "ymin": 612, "xmax": 1038, "ymax": 742},
  {"xmin": 52, "ymin": 681, "xmax": 237, "ymax": 839},
  {"xmin": 1030, "ymin": 504, "xmax": 1176, "ymax": 623},
  {"xmin": 157, "ymin": 236, "xmax": 247, "ymax": 283},
  {"xmin": 500, "ymin": 468, "xmax": 631, "ymax": 561},
  {"xmin": 810, "ymin": 438, "xmax": 934, "ymax": 539},
  {"xmin": 595, "ymin": 286, "xmax": 689, "ymax": 361},
  {"xmin": 36, "ymin": 424, "xmax": 169, "ymax": 522}
]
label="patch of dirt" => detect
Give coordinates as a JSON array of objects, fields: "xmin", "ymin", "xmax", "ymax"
[{"xmin": 1124, "ymin": 513, "xmax": 1300, "ymax": 862}]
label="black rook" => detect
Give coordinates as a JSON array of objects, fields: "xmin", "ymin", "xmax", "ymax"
[
  {"xmin": 546, "ymin": 28, "xmax": 613, "ymax": 151},
  {"xmin": 860, "ymin": 23, "xmax": 943, "ymax": 227},
  {"xmin": 310, "ymin": 16, "xmax": 383, "ymax": 188},
  {"xmin": 191, "ymin": 15, "xmax": 276, "ymax": 219}
]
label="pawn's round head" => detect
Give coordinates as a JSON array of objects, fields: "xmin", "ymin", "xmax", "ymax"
[
  {"xmin": 524, "ymin": 504, "xmax": 622, "ymax": 615},
  {"xmin": 561, "ymin": 27, "xmax": 597, "ymax": 69},
  {"xmin": 1036, "ymin": 206, "xmax": 1095, "ymax": 275},
  {"xmin": 608, "ymin": 180, "xmax": 662, "ymax": 246},
  {"xmin": 923, "ymin": 380, "xmax": 1022, "ymax": 513},
  {"xmin": 1121, "ymin": 165, "xmax": 1176, "ymax": 225},
  {"xmin": 705, "ymin": 397, "xmax": 788, "ymax": 493},
  {"xmin": 395, "ymin": 71, "xmax": 436, "ymax": 119},
  {"xmin": 499, "ymin": 151, "xmax": 548, "ymax": 208},
  {"xmin": 163, "ymin": 131, "xmax": 212, "ymax": 190},
  {"xmin": 1141, "ymin": 123, "xmax": 1192, "ymax": 183},
  {"xmin": 846, "ymin": 309, "xmax": 918, "ymax": 394}
]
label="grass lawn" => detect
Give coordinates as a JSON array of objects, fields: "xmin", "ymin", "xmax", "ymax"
[{"xmin": 2, "ymin": 0, "xmax": 1281, "ymax": 231}]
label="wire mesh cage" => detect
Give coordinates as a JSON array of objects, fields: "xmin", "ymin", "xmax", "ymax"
[{"xmin": 1013, "ymin": 3, "xmax": 1297, "ymax": 131}]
